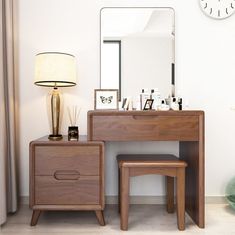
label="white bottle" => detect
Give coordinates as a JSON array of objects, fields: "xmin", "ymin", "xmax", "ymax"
[
  {"xmin": 140, "ymin": 88, "xmax": 150, "ymax": 110},
  {"xmin": 151, "ymin": 88, "xmax": 161, "ymax": 110},
  {"xmin": 159, "ymin": 99, "xmax": 170, "ymax": 111},
  {"xmin": 133, "ymin": 96, "xmax": 141, "ymax": 110},
  {"xmin": 170, "ymin": 97, "xmax": 179, "ymax": 110}
]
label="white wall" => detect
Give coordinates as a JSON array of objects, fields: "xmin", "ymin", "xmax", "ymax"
[{"xmin": 18, "ymin": 0, "xmax": 235, "ymax": 197}]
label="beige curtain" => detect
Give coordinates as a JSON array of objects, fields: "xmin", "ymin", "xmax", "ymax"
[{"xmin": 0, "ymin": 0, "xmax": 18, "ymax": 226}]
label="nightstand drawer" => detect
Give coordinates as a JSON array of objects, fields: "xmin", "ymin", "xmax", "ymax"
[
  {"xmin": 35, "ymin": 176, "xmax": 100, "ymax": 205},
  {"xmin": 35, "ymin": 146, "xmax": 101, "ymax": 176}
]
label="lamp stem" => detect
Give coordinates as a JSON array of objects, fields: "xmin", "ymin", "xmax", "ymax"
[{"xmin": 49, "ymin": 87, "xmax": 62, "ymax": 140}]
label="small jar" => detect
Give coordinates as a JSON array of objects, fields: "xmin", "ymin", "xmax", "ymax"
[{"xmin": 68, "ymin": 126, "xmax": 79, "ymax": 141}]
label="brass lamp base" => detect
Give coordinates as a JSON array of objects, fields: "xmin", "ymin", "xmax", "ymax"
[
  {"xmin": 48, "ymin": 134, "xmax": 63, "ymax": 141},
  {"xmin": 49, "ymin": 87, "xmax": 62, "ymax": 141}
]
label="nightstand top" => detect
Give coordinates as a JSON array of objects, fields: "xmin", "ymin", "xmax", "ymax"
[
  {"xmin": 36, "ymin": 135, "xmax": 87, "ymax": 141},
  {"xmin": 30, "ymin": 135, "xmax": 104, "ymax": 146}
]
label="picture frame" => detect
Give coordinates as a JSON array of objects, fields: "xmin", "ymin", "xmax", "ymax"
[
  {"xmin": 94, "ymin": 89, "xmax": 119, "ymax": 110},
  {"xmin": 143, "ymin": 99, "xmax": 154, "ymax": 110}
]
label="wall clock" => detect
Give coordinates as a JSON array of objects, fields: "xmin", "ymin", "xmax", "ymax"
[{"xmin": 199, "ymin": 0, "xmax": 235, "ymax": 19}]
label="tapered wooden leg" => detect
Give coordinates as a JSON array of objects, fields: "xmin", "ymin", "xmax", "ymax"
[
  {"xmin": 176, "ymin": 168, "xmax": 185, "ymax": 231},
  {"xmin": 166, "ymin": 176, "xmax": 174, "ymax": 213},
  {"xmin": 120, "ymin": 166, "xmax": 130, "ymax": 231},
  {"xmin": 118, "ymin": 167, "xmax": 120, "ymax": 213},
  {"xmin": 30, "ymin": 210, "xmax": 41, "ymax": 226},
  {"xmin": 95, "ymin": 210, "xmax": 105, "ymax": 226}
]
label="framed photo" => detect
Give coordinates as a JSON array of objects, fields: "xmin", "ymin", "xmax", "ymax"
[
  {"xmin": 94, "ymin": 89, "xmax": 119, "ymax": 110},
  {"xmin": 143, "ymin": 99, "xmax": 154, "ymax": 110}
]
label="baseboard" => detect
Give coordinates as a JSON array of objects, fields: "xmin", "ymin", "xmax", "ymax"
[
  {"xmin": 106, "ymin": 196, "xmax": 227, "ymax": 204},
  {"xmin": 20, "ymin": 196, "xmax": 227, "ymax": 205},
  {"xmin": 20, "ymin": 196, "xmax": 29, "ymax": 205},
  {"xmin": 105, "ymin": 196, "xmax": 165, "ymax": 204},
  {"xmin": 205, "ymin": 196, "xmax": 227, "ymax": 204}
]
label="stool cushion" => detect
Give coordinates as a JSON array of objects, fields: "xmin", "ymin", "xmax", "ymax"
[{"xmin": 117, "ymin": 154, "xmax": 187, "ymax": 168}]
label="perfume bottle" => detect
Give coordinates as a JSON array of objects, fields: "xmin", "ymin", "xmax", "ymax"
[
  {"xmin": 150, "ymin": 88, "xmax": 161, "ymax": 110},
  {"xmin": 68, "ymin": 126, "xmax": 79, "ymax": 141},
  {"xmin": 140, "ymin": 88, "xmax": 150, "ymax": 110}
]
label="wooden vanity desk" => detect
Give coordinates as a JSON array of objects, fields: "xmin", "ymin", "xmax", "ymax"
[{"xmin": 87, "ymin": 110, "xmax": 205, "ymax": 228}]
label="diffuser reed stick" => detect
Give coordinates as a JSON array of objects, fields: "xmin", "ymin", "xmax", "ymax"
[{"xmin": 67, "ymin": 105, "xmax": 81, "ymax": 126}]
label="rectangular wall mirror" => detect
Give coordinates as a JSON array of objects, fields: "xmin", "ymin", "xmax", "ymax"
[{"xmin": 100, "ymin": 7, "xmax": 175, "ymax": 100}]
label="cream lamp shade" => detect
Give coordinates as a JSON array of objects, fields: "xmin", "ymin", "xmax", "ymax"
[{"xmin": 34, "ymin": 52, "xmax": 77, "ymax": 87}]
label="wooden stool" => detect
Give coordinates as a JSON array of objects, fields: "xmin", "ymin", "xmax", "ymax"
[{"xmin": 117, "ymin": 154, "xmax": 187, "ymax": 231}]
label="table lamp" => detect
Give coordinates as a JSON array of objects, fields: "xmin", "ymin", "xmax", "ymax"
[{"xmin": 34, "ymin": 52, "xmax": 77, "ymax": 140}]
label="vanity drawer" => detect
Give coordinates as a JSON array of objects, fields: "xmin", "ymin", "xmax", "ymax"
[
  {"xmin": 35, "ymin": 175, "xmax": 100, "ymax": 205},
  {"xmin": 34, "ymin": 146, "xmax": 101, "ymax": 176},
  {"xmin": 91, "ymin": 115, "xmax": 199, "ymax": 141}
]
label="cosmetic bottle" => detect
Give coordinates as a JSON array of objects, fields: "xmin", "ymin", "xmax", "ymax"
[
  {"xmin": 178, "ymin": 98, "xmax": 183, "ymax": 110},
  {"xmin": 159, "ymin": 99, "xmax": 170, "ymax": 111},
  {"xmin": 170, "ymin": 97, "xmax": 179, "ymax": 110},
  {"xmin": 140, "ymin": 88, "xmax": 150, "ymax": 110},
  {"xmin": 150, "ymin": 88, "xmax": 161, "ymax": 110},
  {"xmin": 133, "ymin": 96, "xmax": 141, "ymax": 110}
]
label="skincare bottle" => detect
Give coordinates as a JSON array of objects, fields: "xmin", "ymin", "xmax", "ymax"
[
  {"xmin": 150, "ymin": 88, "xmax": 161, "ymax": 110},
  {"xmin": 178, "ymin": 98, "xmax": 183, "ymax": 110},
  {"xmin": 133, "ymin": 96, "xmax": 141, "ymax": 110},
  {"xmin": 140, "ymin": 88, "xmax": 150, "ymax": 110},
  {"xmin": 159, "ymin": 100, "xmax": 170, "ymax": 111},
  {"xmin": 170, "ymin": 97, "xmax": 179, "ymax": 111}
]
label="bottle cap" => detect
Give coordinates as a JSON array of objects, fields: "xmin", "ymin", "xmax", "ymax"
[{"xmin": 142, "ymin": 88, "xmax": 148, "ymax": 93}]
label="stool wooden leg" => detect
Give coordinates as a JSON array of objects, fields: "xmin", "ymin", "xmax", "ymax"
[
  {"xmin": 166, "ymin": 176, "xmax": 174, "ymax": 213},
  {"xmin": 120, "ymin": 167, "xmax": 130, "ymax": 231},
  {"xmin": 118, "ymin": 167, "xmax": 120, "ymax": 213},
  {"xmin": 95, "ymin": 210, "xmax": 105, "ymax": 226},
  {"xmin": 176, "ymin": 168, "xmax": 185, "ymax": 231}
]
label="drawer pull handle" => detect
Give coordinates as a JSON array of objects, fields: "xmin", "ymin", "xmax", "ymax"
[{"xmin": 54, "ymin": 170, "xmax": 80, "ymax": 180}]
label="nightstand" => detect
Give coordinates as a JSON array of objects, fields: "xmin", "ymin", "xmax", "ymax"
[{"xmin": 29, "ymin": 136, "xmax": 105, "ymax": 226}]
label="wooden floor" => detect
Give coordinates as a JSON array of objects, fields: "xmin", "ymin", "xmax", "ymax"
[{"xmin": 1, "ymin": 204, "xmax": 235, "ymax": 234}]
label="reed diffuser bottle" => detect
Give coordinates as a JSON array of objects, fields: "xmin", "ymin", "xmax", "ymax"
[{"xmin": 67, "ymin": 105, "xmax": 81, "ymax": 141}]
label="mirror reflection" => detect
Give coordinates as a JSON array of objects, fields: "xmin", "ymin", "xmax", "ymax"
[{"xmin": 100, "ymin": 7, "xmax": 175, "ymax": 101}]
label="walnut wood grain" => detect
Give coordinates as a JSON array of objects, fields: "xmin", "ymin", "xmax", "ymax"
[
  {"xmin": 30, "ymin": 210, "xmax": 41, "ymax": 226},
  {"xmin": 179, "ymin": 112, "xmax": 204, "ymax": 228},
  {"xmin": 95, "ymin": 210, "xmax": 105, "ymax": 226},
  {"xmin": 32, "ymin": 205, "xmax": 103, "ymax": 211},
  {"xmin": 117, "ymin": 154, "xmax": 187, "ymax": 231},
  {"xmin": 166, "ymin": 176, "xmax": 174, "ymax": 213},
  {"xmin": 87, "ymin": 110, "xmax": 202, "ymax": 141},
  {"xmin": 35, "ymin": 176, "xmax": 100, "ymax": 205},
  {"xmin": 29, "ymin": 137, "xmax": 105, "ymax": 226},
  {"xmin": 120, "ymin": 166, "xmax": 130, "ymax": 230},
  {"xmin": 35, "ymin": 146, "xmax": 100, "ymax": 176},
  {"xmin": 89, "ymin": 115, "xmax": 199, "ymax": 141},
  {"xmin": 88, "ymin": 110, "xmax": 205, "ymax": 228},
  {"xmin": 176, "ymin": 168, "xmax": 185, "ymax": 230}
]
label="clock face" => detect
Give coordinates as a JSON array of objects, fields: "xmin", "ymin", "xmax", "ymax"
[{"xmin": 199, "ymin": 0, "xmax": 235, "ymax": 19}]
